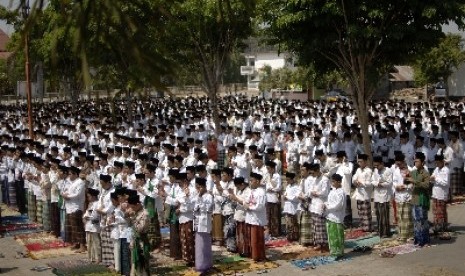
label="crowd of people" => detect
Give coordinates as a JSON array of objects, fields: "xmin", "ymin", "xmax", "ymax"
[{"xmin": 0, "ymin": 96, "xmax": 463, "ymax": 276}]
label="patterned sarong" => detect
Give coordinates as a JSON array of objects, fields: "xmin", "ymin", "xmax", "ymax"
[
  {"xmin": 180, "ymin": 221, "xmax": 195, "ymax": 264},
  {"xmin": 450, "ymin": 168, "xmax": 462, "ymax": 196},
  {"xmin": 212, "ymin": 214, "xmax": 223, "ymax": 243},
  {"xmin": 42, "ymin": 200, "xmax": 51, "ymax": 232},
  {"xmin": 412, "ymin": 205, "xmax": 430, "ymax": 246},
  {"xmin": 312, "ymin": 213, "xmax": 327, "ymax": 245},
  {"xmin": 266, "ymin": 202, "xmax": 281, "ymax": 237},
  {"xmin": 236, "ymin": 221, "xmax": 250, "ymax": 257},
  {"xmin": 326, "ymin": 220, "xmax": 344, "ymax": 257},
  {"xmin": 299, "ymin": 210, "xmax": 313, "ymax": 245},
  {"xmin": 224, "ymin": 214, "xmax": 236, "ymax": 252},
  {"xmin": 375, "ymin": 202, "xmax": 390, "ymax": 237},
  {"xmin": 432, "ymin": 199, "xmax": 448, "ymax": 233},
  {"xmin": 396, "ymin": 202, "xmax": 413, "ymax": 241},
  {"xmin": 100, "ymin": 224, "xmax": 114, "ymax": 267},
  {"xmin": 50, "ymin": 202, "xmax": 61, "ymax": 237},
  {"xmin": 285, "ymin": 214, "xmax": 299, "ymax": 241},
  {"xmin": 356, "ymin": 200, "xmax": 372, "ymax": 232}
]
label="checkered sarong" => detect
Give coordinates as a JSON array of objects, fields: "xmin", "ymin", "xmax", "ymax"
[
  {"xmin": 42, "ymin": 200, "xmax": 51, "ymax": 232},
  {"xmin": 27, "ymin": 192, "xmax": 37, "ymax": 222},
  {"xmin": 36, "ymin": 200, "xmax": 43, "ymax": 226},
  {"xmin": 266, "ymin": 202, "xmax": 281, "ymax": 237},
  {"xmin": 450, "ymin": 168, "xmax": 462, "ymax": 196},
  {"xmin": 65, "ymin": 210, "xmax": 86, "ymax": 245},
  {"xmin": 299, "ymin": 211, "xmax": 313, "ymax": 245},
  {"xmin": 356, "ymin": 200, "xmax": 372, "ymax": 232},
  {"xmin": 312, "ymin": 213, "xmax": 327, "ymax": 245},
  {"xmin": 396, "ymin": 202, "xmax": 413, "ymax": 241},
  {"xmin": 285, "ymin": 214, "xmax": 299, "ymax": 241},
  {"xmin": 100, "ymin": 224, "xmax": 114, "ymax": 266},
  {"xmin": 218, "ymin": 150, "xmax": 226, "ymax": 170}
]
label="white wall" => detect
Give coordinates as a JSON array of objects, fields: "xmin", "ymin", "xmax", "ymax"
[
  {"xmin": 254, "ymin": 52, "xmax": 287, "ymax": 70},
  {"xmin": 443, "ymin": 23, "xmax": 465, "ymax": 96}
]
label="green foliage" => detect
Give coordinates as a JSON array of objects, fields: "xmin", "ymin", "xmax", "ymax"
[
  {"xmin": 413, "ymin": 33, "xmax": 465, "ymax": 86},
  {"xmin": 0, "ymin": 59, "xmax": 15, "ymax": 96}
]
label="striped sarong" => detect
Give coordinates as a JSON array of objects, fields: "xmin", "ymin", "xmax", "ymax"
[
  {"xmin": 326, "ymin": 220, "xmax": 344, "ymax": 257},
  {"xmin": 36, "ymin": 200, "xmax": 43, "ymax": 226},
  {"xmin": 432, "ymin": 199, "xmax": 448, "ymax": 233},
  {"xmin": 375, "ymin": 202, "xmax": 391, "ymax": 237},
  {"xmin": 42, "ymin": 200, "xmax": 51, "ymax": 232},
  {"xmin": 356, "ymin": 200, "xmax": 372, "ymax": 232},
  {"xmin": 266, "ymin": 202, "xmax": 281, "ymax": 237},
  {"xmin": 218, "ymin": 150, "xmax": 226, "ymax": 170},
  {"xmin": 27, "ymin": 192, "xmax": 37, "ymax": 222},
  {"xmin": 169, "ymin": 220, "xmax": 182, "ymax": 259},
  {"xmin": 120, "ymin": 239, "xmax": 131, "ymax": 276},
  {"xmin": 100, "ymin": 224, "xmax": 114, "ymax": 266},
  {"xmin": 412, "ymin": 205, "xmax": 430, "ymax": 246},
  {"xmin": 312, "ymin": 213, "xmax": 327, "ymax": 245},
  {"xmin": 285, "ymin": 214, "xmax": 299, "ymax": 241},
  {"xmin": 299, "ymin": 210, "xmax": 313, "ymax": 245},
  {"xmin": 396, "ymin": 202, "xmax": 413, "ymax": 241},
  {"xmin": 65, "ymin": 210, "xmax": 85, "ymax": 245},
  {"xmin": 7, "ymin": 181, "xmax": 17, "ymax": 208},
  {"xmin": 450, "ymin": 168, "xmax": 462, "ymax": 196}
]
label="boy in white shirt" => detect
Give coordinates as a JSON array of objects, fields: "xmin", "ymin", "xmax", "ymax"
[
  {"xmin": 324, "ymin": 174, "xmax": 346, "ymax": 259},
  {"xmin": 83, "ymin": 188, "xmax": 101, "ymax": 263},
  {"xmin": 430, "ymin": 154, "xmax": 450, "ymax": 238},
  {"xmin": 283, "ymin": 172, "xmax": 301, "ymax": 242}
]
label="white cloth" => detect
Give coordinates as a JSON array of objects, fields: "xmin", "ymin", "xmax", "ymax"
[
  {"xmin": 371, "ymin": 167, "xmax": 393, "ymax": 203},
  {"xmin": 83, "ymin": 201, "xmax": 101, "ymax": 233},
  {"xmin": 431, "ymin": 166, "xmax": 450, "ymax": 201},
  {"xmin": 283, "ymin": 183, "xmax": 301, "ymax": 215},
  {"xmin": 265, "ymin": 173, "xmax": 282, "ymax": 203},
  {"xmin": 193, "ymin": 193, "xmax": 213, "ymax": 233},
  {"xmin": 244, "ymin": 186, "xmax": 267, "ymax": 226},
  {"xmin": 352, "ymin": 167, "xmax": 373, "ymax": 201},
  {"xmin": 325, "ymin": 187, "xmax": 346, "ymax": 224},
  {"xmin": 309, "ymin": 175, "xmax": 330, "ymax": 215},
  {"xmin": 233, "ymin": 186, "xmax": 251, "ymax": 222},
  {"xmin": 63, "ymin": 177, "xmax": 86, "ymax": 214}
]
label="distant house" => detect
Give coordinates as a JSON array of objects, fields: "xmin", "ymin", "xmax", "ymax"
[
  {"xmin": 241, "ymin": 38, "xmax": 294, "ymax": 90},
  {"xmin": 0, "ymin": 28, "xmax": 12, "ymax": 60},
  {"xmin": 375, "ymin": 65, "xmax": 415, "ymax": 98}
]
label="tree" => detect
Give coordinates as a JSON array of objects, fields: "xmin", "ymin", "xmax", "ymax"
[
  {"xmin": 260, "ymin": 0, "xmax": 465, "ymax": 158},
  {"xmin": 414, "ymin": 33, "xmax": 465, "ymax": 96},
  {"xmin": 160, "ymin": 0, "xmax": 256, "ymax": 132}
]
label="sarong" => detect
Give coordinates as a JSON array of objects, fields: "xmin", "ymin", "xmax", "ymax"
[
  {"xmin": 195, "ymin": 232, "xmax": 213, "ymax": 273},
  {"xmin": 147, "ymin": 215, "xmax": 161, "ymax": 250},
  {"xmin": 170, "ymin": 220, "xmax": 182, "ymax": 259},
  {"xmin": 450, "ymin": 168, "xmax": 462, "ymax": 196},
  {"xmin": 15, "ymin": 180, "xmax": 26, "ymax": 214},
  {"xmin": 344, "ymin": 195, "xmax": 353, "ymax": 228},
  {"xmin": 299, "ymin": 210, "xmax": 313, "ymax": 245},
  {"xmin": 396, "ymin": 202, "xmax": 413, "ymax": 241},
  {"xmin": 50, "ymin": 202, "xmax": 61, "ymax": 237},
  {"xmin": 133, "ymin": 235, "xmax": 150, "ymax": 276},
  {"xmin": 375, "ymin": 202, "xmax": 391, "ymax": 237},
  {"xmin": 28, "ymin": 192, "xmax": 37, "ymax": 222},
  {"xmin": 312, "ymin": 213, "xmax": 328, "ymax": 245},
  {"xmin": 326, "ymin": 220, "xmax": 344, "ymax": 257},
  {"xmin": 101, "ymin": 227, "xmax": 114, "ymax": 266},
  {"xmin": 356, "ymin": 200, "xmax": 372, "ymax": 232},
  {"xmin": 218, "ymin": 149, "xmax": 226, "ymax": 170},
  {"xmin": 412, "ymin": 205, "xmax": 430, "ymax": 246},
  {"xmin": 285, "ymin": 214, "xmax": 299, "ymax": 241},
  {"xmin": 87, "ymin": 232, "xmax": 101, "ymax": 262},
  {"xmin": 65, "ymin": 210, "xmax": 85, "ymax": 245},
  {"xmin": 1, "ymin": 179, "xmax": 6, "ymax": 203},
  {"xmin": 36, "ymin": 200, "xmax": 43, "ymax": 226},
  {"xmin": 266, "ymin": 202, "xmax": 280, "ymax": 237},
  {"xmin": 120, "ymin": 238, "xmax": 131, "ymax": 276},
  {"xmin": 7, "ymin": 181, "xmax": 17, "ymax": 208},
  {"xmin": 247, "ymin": 224, "xmax": 266, "ymax": 262},
  {"xmin": 432, "ymin": 199, "xmax": 448, "ymax": 233},
  {"xmin": 42, "ymin": 200, "xmax": 51, "ymax": 232},
  {"xmin": 236, "ymin": 221, "xmax": 250, "ymax": 257},
  {"xmin": 180, "ymin": 221, "xmax": 195, "ymax": 264},
  {"xmin": 212, "ymin": 214, "xmax": 223, "ymax": 243},
  {"xmin": 223, "ymin": 214, "xmax": 236, "ymax": 252}
]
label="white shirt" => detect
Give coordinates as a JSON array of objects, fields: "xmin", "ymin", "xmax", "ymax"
[
  {"xmin": 431, "ymin": 166, "xmax": 450, "ymax": 201},
  {"xmin": 309, "ymin": 174, "xmax": 330, "ymax": 215},
  {"xmin": 334, "ymin": 161, "xmax": 353, "ymax": 195},
  {"xmin": 193, "ymin": 193, "xmax": 213, "ymax": 233},
  {"xmin": 392, "ymin": 167, "xmax": 413, "ymax": 203},
  {"xmin": 283, "ymin": 183, "xmax": 301, "ymax": 215},
  {"xmin": 352, "ymin": 167, "xmax": 373, "ymax": 201},
  {"xmin": 234, "ymin": 186, "xmax": 251, "ymax": 222},
  {"xmin": 325, "ymin": 187, "xmax": 346, "ymax": 223},
  {"xmin": 265, "ymin": 173, "xmax": 282, "ymax": 203},
  {"xmin": 244, "ymin": 186, "xmax": 267, "ymax": 226},
  {"xmin": 371, "ymin": 167, "xmax": 393, "ymax": 203},
  {"xmin": 63, "ymin": 177, "xmax": 86, "ymax": 214},
  {"xmin": 83, "ymin": 201, "xmax": 100, "ymax": 233},
  {"xmin": 177, "ymin": 190, "xmax": 195, "ymax": 224}
]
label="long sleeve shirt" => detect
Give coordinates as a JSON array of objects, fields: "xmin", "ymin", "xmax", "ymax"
[
  {"xmin": 352, "ymin": 167, "xmax": 373, "ymax": 201},
  {"xmin": 325, "ymin": 187, "xmax": 346, "ymax": 224},
  {"xmin": 245, "ymin": 186, "xmax": 267, "ymax": 226},
  {"xmin": 193, "ymin": 193, "xmax": 213, "ymax": 233},
  {"xmin": 432, "ymin": 166, "xmax": 450, "ymax": 201},
  {"xmin": 309, "ymin": 175, "xmax": 330, "ymax": 215},
  {"xmin": 283, "ymin": 183, "xmax": 301, "ymax": 215},
  {"xmin": 63, "ymin": 177, "xmax": 86, "ymax": 214},
  {"xmin": 371, "ymin": 167, "xmax": 393, "ymax": 203},
  {"xmin": 265, "ymin": 173, "xmax": 282, "ymax": 203}
]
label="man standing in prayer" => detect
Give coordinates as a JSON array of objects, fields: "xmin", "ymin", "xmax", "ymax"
[
  {"xmin": 431, "ymin": 154, "xmax": 451, "ymax": 239},
  {"xmin": 352, "ymin": 154, "xmax": 373, "ymax": 232},
  {"xmin": 325, "ymin": 174, "xmax": 346, "ymax": 259}
]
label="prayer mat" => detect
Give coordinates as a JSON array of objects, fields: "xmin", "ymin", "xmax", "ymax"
[
  {"xmin": 0, "ymin": 204, "xmax": 21, "ymax": 217},
  {"xmin": 265, "ymin": 238, "xmax": 291, "ymax": 248},
  {"xmin": 373, "ymin": 238, "xmax": 406, "ymax": 249},
  {"xmin": 345, "ymin": 236, "xmax": 381, "ymax": 249},
  {"xmin": 381, "ymin": 243, "xmax": 418, "ymax": 256},
  {"xmin": 1, "ymin": 215, "xmax": 40, "ymax": 236},
  {"xmin": 344, "ymin": 229, "xmax": 373, "ymax": 240},
  {"xmin": 181, "ymin": 259, "xmax": 279, "ymax": 276},
  {"xmin": 290, "ymin": 255, "xmax": 351, "ymax": 269},
  {"xmin": 15, "ymin": 232, "xmax": 75, "ymax": 260},
  {"xmin": 48, "ymin": 260, "xmax": 114, "ymax": 276}
]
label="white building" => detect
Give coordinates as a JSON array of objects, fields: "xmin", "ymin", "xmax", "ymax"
[
  {"xmin": 442, "ymin": 24, "xmax": 465, "ymax": 97},
  {"xmin": 241, "ymin": 38, "xmax": 294, "ymax": 90}
]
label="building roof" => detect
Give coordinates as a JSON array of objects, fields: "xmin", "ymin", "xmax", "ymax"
[{"xmin": 389, "ymin": 66, "xmax": 414, "ymax": 82}]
